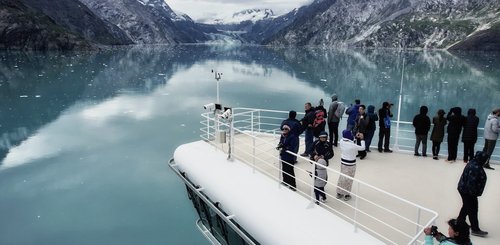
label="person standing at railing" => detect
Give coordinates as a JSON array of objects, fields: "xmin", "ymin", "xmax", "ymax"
[
  {"xmin": 482, "ymin": 108, "xmax": 500, "ymax": 170},
  {"xmin": 354, "ymin": 105, "xmax": 369, "ymax": 159},
  {"xmin": 300, "ymin": 102, "xmax": 316, "ymax": 157},
  {"xmin": 277, "ymin": 125, "xmax": 299, "ymax": 191},
  {"xmin": 327, "ymin": 94, "xmax": 344, "ymax": 147},
  {"xmin": 314, "ymin": 158, "xmax": 328, "ymax": 204},
  {"xmin": 462, "ymin": 109, "xmax": 479, "ymax": 164},
  {"xmin": 431, "ymin": 109, "xmax": 447, "ymax": 160},
  {"xmin": 281, "ymin": 110, "xmax": 301, "ymax": 162},
  {"xmin": 345, "ymin": 99, "xmax": 360, "ymax": 131},
  {"xmin": 336, "ymin": 130, "xmax": 365, "ymax": 201},
  {"xmin": 446, "ymin": 107, "xmax": 464, "ymax": 163},
  {"xmin": 413, "ymin": 105, "xmax": 431, "ymax": 157},
  {"xmin": 378, "ymin": 101, "xmax": 393, "ymax": 153},
  {"xmin": 365, "ymin": 105, "xmax": 378, "ymax": 152},
  {"xmin": 310, "ymin": 131, "xmax": 334, "ymax": 165}
]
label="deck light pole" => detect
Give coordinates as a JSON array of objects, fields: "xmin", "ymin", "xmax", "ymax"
[{"xmin": 212, "ymin": 70, "xmax": 223, "ymax": 104}]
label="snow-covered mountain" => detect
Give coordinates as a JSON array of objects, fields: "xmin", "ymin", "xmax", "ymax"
[{"xmin": 208, "ymin": 9, "xmax": 276, "ymax": 25}]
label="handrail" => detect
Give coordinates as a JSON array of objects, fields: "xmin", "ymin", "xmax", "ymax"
[{"xmin": 198, "ymin": 107, "xmax": 497, "ymax": 244}]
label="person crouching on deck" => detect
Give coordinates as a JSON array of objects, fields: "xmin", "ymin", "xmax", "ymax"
[{"xmin": 336, "ymin": 130, "xmax": 365, "ymax": 201}]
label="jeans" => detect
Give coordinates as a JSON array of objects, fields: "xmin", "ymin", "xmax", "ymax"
[
  {"xmin": 304, "ymin": 128, "xmax": 313, "ymax": 155},
  {"xmin": 365, "ymin": 130, "xmax": 375, "ymax": 151},
  {"xmin": 447, "ymin": 136, "xmax": 459, "ymax": 160},
  {"xmin": 378, "ymin": 127, "xmax": 391, "ymax": 151},
  {"xmin": 328, "ymin": 121, "xmax": 339, "ymax": 146},
  {"xmin": 463, "ymin": 140, "xmax": 475, "ymax": 162},
  {"xmin": 432, "ymin": 141, "xmax": 441, "ymax": 157},
  {"xmin": 483, "ymin": 139, "xmax": 497, "ymax": 165},
  {"xmin": 457, "ymin": 192, "xmax": 480, "ymax": 231},
  {"xmin": 314, "ymin": 186, "xmax": 326, "ymax": 201},
  {"xmin": 414, "ymin": 134, "xmax": 428, "ymax": 155}
]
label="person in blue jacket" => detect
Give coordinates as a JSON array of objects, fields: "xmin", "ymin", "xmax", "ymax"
[
  {"xmin": 424, "ymin": 219, "xmax": 471, "ymax": 245},
  {"xmin": 457, "ymin": 151, "xmax": 488, "ymax": 237},
  {"xmin": 345, "ymin": 99, "xmax": 360, "ymax": 131},
  {"xmin": 277, "ymin": 125, "xmax": 299, "ymax": 191}
]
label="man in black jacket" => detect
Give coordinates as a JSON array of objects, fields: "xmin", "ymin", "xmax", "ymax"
[
  {"xmin": 412, "ymin": 106, "xmax": 431, "ymax": 156},
  {"xmin": 378, "ymin": 102, "xmax": 393, "ymax": 152}
]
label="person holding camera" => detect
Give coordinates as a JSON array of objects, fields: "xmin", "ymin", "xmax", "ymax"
[
  {"xmin": 336, "ymin": 130, "xmax": 365, "ymax": 201},
  {"xmin": 277, "ymin": 125, "xmax": 299, "ymax": 191},
  {"xmin": 310, "ymin": 131, "xmax": 334, "ymax": 165},
  {"xmin": 424, "ymin": 219, "xmax": 471, "ymax": 245}
]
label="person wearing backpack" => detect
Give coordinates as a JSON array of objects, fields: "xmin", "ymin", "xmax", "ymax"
[
  {"xmin": 412, "ymin": 106, "xmax": 431, "ymax": 157},
  {"xmin": 345, "ymin": 99, "xmax": 361, "ymax": 131},
  {"xmin": 312, "ymin": 99, "xmax": 327, "ymax": 139},
  {"xmin": 327, "ymin": 94, "xmax": 344, "ymax": 147}
]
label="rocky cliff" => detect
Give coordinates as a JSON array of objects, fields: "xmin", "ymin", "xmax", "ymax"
[
  {"xmin": 0, "ymin": 0, "xmax": 132, "ymax": 50},
  {"xmin": 79, "ymin": 0, "xmax": 216, "ymax": 44},
  {"xmin": 265, "ymin": 0, "xmax": 500, "ymax": 50}
]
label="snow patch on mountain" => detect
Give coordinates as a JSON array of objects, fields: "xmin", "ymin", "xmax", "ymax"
[{"xmin": 205, "ymin": 9, "xmax": 276, "ymax": 25}]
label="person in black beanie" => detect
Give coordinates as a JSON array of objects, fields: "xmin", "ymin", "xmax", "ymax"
[
  {"xmin": 461, "ymin": 109, "xmax": 479, "ymax": 163},
  {"xmin": 412, "ymin": 106, "xmax": 431, "ymax": 157}
]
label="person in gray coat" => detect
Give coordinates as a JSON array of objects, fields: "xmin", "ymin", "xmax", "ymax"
[
  {"xmin": 314, "ymin": 158, "xmax": 328, "ymax": 204},
  {"xmin": 482, "ymin": 108, "xmax": 500, "ymax": 170}
]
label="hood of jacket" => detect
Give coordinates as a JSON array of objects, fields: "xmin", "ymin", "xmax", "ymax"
[
  {"xmin": 367, "ymin": 105, "xmax": 375, "ymax": 114},
  {"xmin": 419, "ymin": 106, "xmax": 428, "ymax": 115}
]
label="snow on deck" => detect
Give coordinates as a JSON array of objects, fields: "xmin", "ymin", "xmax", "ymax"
[
  {"xmin": 175, "ymin": 132, "xmax": 500, "ymax": 245},
  {"xmin": 174, "ymin": 140, "xmax": 384, "ymax": 245}
]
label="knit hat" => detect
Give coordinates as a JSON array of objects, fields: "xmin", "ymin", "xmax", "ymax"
[
  {"xmin": 342, "ymin": 130, "xmax": 353, "ymax": 140},
  {"xmin": 319, "ymin": 131, "xmax": 328, "ymax": 138},
  {"xmin": 331, "ymin": 94, "xmax": 338, "ymax": 101}
]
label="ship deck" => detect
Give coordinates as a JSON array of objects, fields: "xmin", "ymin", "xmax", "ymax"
[{"xmin": 225, "ymin": 133, "xmax": 500, "ymax": 245}]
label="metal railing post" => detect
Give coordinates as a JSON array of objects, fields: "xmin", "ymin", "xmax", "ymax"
[
  {"xmin": 310, "ymin": 160, "xmax": 316, "ymax": 204},
  {"xmin": 354, "ymin": 181, "xmax": 360, "ymax": 232},
  {"xmin": 258, "ymin": 110, "xmax": 261, "ymax": 133},
  {"xmin": 252, "ymin": 111, "xmax": 256, "ymax": 172},
  {"xmin": 414, "ymin": 208, "xmax": 422, "ymax": 245},
  {"xmin": 206, "ymin": 114, "xmax": 210, "ymax": 141}
]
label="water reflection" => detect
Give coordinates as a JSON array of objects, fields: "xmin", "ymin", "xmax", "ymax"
[
  {"xmin": 1, "ymin": 46, "xmax": 499, "ymax": 165},
  {"xmin": 0, "ymin": 46, "xmax": 499, "ymax": 244}
]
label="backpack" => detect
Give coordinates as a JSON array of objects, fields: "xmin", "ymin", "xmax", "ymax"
[
  {"xmin": 334, "ymin": 102, "xmax": 346, "ymax": 119},
  {"xmin": 312, "ymin": 110, "xmax": 325, "ymax": 128}
]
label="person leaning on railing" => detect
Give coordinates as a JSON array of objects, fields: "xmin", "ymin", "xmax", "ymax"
[{"xmin": 424, "ymin": 219, "xmax": 472, "ymax": 245}]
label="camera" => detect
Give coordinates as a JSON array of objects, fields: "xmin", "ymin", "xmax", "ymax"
[
  {"xmin": 203, "ymin": 103, "xmax": 215, "ymax": 110},
  {"xmin": 276, "ymin": 143, "xmax": 284, "ymax": 150},
  {"xmin": 430, "ymin": 226, "xmax": 438, "ymax": 236},
  {"xmin": 219, "ymin": 109, "xmax": 232, "ymax": 119}
]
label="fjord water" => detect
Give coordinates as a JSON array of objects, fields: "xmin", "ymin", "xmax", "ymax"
[{"xmin": 0, "ymin": 45, "xmax": 499, "ymax": 244}]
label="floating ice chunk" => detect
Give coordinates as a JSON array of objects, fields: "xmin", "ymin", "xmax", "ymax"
[
  {"xmin": 37, "ymin": 215, "xmax": 41, "ymax": 218},
  {"xmin": 320, "ymin": 79, "xmax": 327, "ymax": 82},
  {"xmin": 181, "ymin": 124, "xmax": 185, "ymax": 127},
  {"xmin": 20, "ymin": 95, "xmax": 28, "ymax": 98},
  {"xmin": 158, "ymin": 73, "xmax": 166, "ymax": 76},
  {"xmin": 38, "ymin": 74, "xmax": 43, "ymax": 77},
  {"xmin": 443, "ymin": 81, "xmax": 448, "ymax": 84},
  {"xmin": 301, "ymin": 71, "xmax": 306, "ymax": 74},
  {"xmin": 35, "ymin": 95, "xmax": 41, "ymax": 98}
]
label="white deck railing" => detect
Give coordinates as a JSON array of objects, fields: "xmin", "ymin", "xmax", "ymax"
[{"xmin": 199, "ymin": 108, "xmax": 496, "ymax": 244}]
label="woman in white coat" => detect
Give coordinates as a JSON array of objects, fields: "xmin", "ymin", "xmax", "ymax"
[{"xmin": 336, "ymin": 130, "xmax": 365, "ymax": 201}]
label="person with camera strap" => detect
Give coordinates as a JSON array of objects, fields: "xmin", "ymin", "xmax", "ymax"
[{"xmin": 424, "ymin": 219, "xmax": 472, "ymax": 245}]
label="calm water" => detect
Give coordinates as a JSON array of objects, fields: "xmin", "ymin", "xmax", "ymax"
[{"xmin": 0, "ymin": 45, "xmax": 499, "ymax": 244}]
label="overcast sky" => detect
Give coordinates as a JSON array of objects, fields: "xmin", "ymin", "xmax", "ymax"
[{"xmin": 166, "ymin": 0, "xmax": 313, "ymax": 22}]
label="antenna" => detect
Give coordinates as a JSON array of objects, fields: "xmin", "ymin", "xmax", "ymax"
[{"xmin": 211, "ymin": 70, "xmax": 223, "ymax": 104}]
